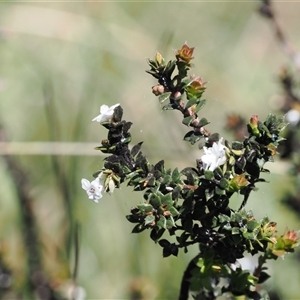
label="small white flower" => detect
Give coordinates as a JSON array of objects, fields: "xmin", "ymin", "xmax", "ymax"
[
  {"xmin": 92, "ymin": 103, "xmax": 120, "ymax": 123},
  {"xmin": 201, "ymin": 137, "xmax": 226, "ymax": 171},
  {"xmin": 68, "ymin": 285, "xmax": 87, "ymax": 300},
  {"xmin": 74, "ymin": 286, "xmax": 86, "ymax": 300},
  {"xmin": 286, "ymin": 109, "xmax": 300, "ymax": 127},
  {"xmin": 81, "ymin": 177, "xmax": 104, "ymax": 203}
]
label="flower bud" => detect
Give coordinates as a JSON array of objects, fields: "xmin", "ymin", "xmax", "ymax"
[
  {"xmin": 155, "ymin": 52, "xmax": 164, "ymax": 65},
  {"xmin": 270, "ymin": 229, "xmax": 299, "ymax": 257},
  {"xmin": 266, "ymin": 144, "xmax": 277, "ymax": 156},
  {"xmin": 248, "ymin": 115, "xmax": 260, "ymax": 136},
  {"xmin": 280, "ymin": 229, "xmax": 299, "ymax": 251},
  {"xmin": 152, "ymin": 85, "xmax": 165, "ymax": 96},
  {"xmin": 228, "ymin": 174, "xmax": 249, "ymax": 192},
  {"xmin": 175, "ymin": 43, "xmax": 194, "ymax": 63},
  {"xmin": 189, "ymin": 76, "xmax": 206, "ymax": 91}
]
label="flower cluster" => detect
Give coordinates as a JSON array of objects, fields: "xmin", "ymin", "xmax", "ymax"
[{"xmin": 81, "ymin": 104, "xmax": 123, "ymax": 202}]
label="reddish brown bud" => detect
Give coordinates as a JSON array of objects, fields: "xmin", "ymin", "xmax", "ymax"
[
  {"xmin": 175, "ymin": 43, "xmax": 194, "ymax": 63},
  {"xmin": 152, "ymin": 85, "xmax": 165, "ymax": 96}
]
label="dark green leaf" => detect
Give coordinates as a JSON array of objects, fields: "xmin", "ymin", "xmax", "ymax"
[
  {"xmin": 232, "ymin": 141, "xmax": 244, "ymax": 150},
  {"xmin": 204, "ymin": 170, "xmax": 214, "ymax": 180},
  {"xmin": 154, "ymin": 160, "xmax": 165, "ymax": 172},
  {"xmin": 158, "ymin": 239, "xmax": 170, "ymax": 247},
  {"xmin": 198, "ymin": 117, "xmax": 209, "ymax": 127},
  {"xmin": 219, "ymin": 178, "xmax": 229, "ymax": 189},
  {"xmin": 131, "ymin": 224, "xmax": 146, "ymax": 233},
  {"xmin": 126, "ymin": 215, "xmax": 142, "ymax": 224},
  {"xmin": 150, "ymin": 228, "xmax": 165, "ymax": 242},
  {"xmin": 182, "ymin": 115, "xmax": 194, "ymax": 126},
  {"xmin": 258, "ymin": 271, "xmax": 271, "ymax": 284},
  {"xmin": 131, "ymin": 142, "xmax": 143, "ymax": 157},
  {"xmin": 112, "ymin": 105, "xmax": 123, "ymax": 122}
]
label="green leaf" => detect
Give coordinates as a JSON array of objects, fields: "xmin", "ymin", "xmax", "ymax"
[
  {"xmin": 137, "ymin": 204, "xmax": 153, "ymax": 213},
  {"xmin": 219, "ymin": 214, "xmax": 230, "ymax": 223},
  {"xmin": 162, "ymin": 175, "xmax": 172, "ymax": 184},
  {"xmin": 219, "ymin": 178, "xmax": 229, "ymax": 189},
  {"xmin": 232, "ymin": 227, "xmax": 240, "ymax": 235},
  {"xmin": 172, "ymin": 167, "xmax": 181, "ymax": 182},
  {"xmin": 204, "ymin": 170, "xmax": 214, "ymax": 180},
  {"xmin": 166, "ymin": 216, "xmax": 176, "ymax": 227},
  {"xmin": 185, "ymin": 98, "xmax": 198, "ymax": 109},
  {"xmin": 149, "ymin": 194, "xmax": 161, "ymax": 208},
  {"xmin": 215, "ymin": 186, "xmax": 226, "ymax": 195},
  {"xmin": 182, "ymin": 115, "xmax": 194, "ymax": 126},
  {"xmin": 168, "ymin": 206, "xmax": 179, "ymax": 217},
  {"xmin": 162, "ymin": 103, "xmax": 174, "ymax": 110},
  {"xmin": 232, "ymin": 141, "xmax": 244, "ymax": 150},
  {"xmin": 144, "ymin": 215, "xmax": 155, "ymax": 226},
  {"xmin": 183, "ymin": 131, "xmax": 202, "ymax": 145},
  {"xmin": 160, "ymin": 192, "xmax": 173, "ymax": 205},
  {"xmin": 131, "ymin": 142, "xmax": 143, "ymax": 157},
  {"xmin": 157, "ymin": 216, "xmax": 167, "ymax": 229},
  {"xmin": 198, "ymin": 117, "xmax": 209, "ymax": 127},
  {"xmin": 195, "ymin": 99, "xmax": 206, "ymax": 113},
  {"xmin": 158, "ymin": 92, "xmax": 171, "ymax": 104},
  {"xmin": 247, "ymin": 220, "xmax": 260, "ymax": 231}
]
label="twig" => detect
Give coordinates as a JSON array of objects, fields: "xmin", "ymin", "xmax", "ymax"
[
  {"xmin": 259, "ymin": 0, "xmax": 300, "ymax": 71},
  {"xmin": 178, "ymin": 254, "xmax": 200, "ymax": 300}
]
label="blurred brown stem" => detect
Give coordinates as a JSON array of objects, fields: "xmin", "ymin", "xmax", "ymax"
[
  {"xmin": 178, "ymin": 254, "xmax": 200, "ymax": 300},
  {"xmin": 259, "ymin": 0, "xmax": 300, "ymax": 71},
  {"xmin": 0, "ymin": 125, "xmax": 61, "ymax": 299}
]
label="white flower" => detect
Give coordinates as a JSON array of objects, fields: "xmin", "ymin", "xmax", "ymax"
[
  {"xmin": 92, "ymin": 103, "xmax": 120, "ymax": 123},
  {"xmin": 68, "ymin": 285, "xmax": 87, "ymax": 300},
  {"xmin": 81, "ymin": 177, "xmax": 104, "ymax": 203},
  {"xmin": 286, "ymin": 109, "xmax": 300, "ymax": 127},
  {"xmin": 201, "ymin": 137, "xmax": 226, "ymax": 171}
]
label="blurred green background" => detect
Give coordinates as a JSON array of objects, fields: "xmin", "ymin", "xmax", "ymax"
[{"xmin": 0, "ymin": 2, "xmax": 300, "ymax": 299}]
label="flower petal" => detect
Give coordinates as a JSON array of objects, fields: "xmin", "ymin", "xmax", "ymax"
[
  {"xmin": 92, "ymin": 103, "xmax": 120, "ymax": 123},
  {"xmin": 81, "ymin": 178, "xmax": 91, "ymax": 190}
]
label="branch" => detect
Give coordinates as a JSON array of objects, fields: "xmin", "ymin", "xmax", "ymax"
[
  {"xmin": 259, "ymin": 0, "xmax": 300, "ymax": 71},
  {"xmin": 178, "ymin": 254, "xmax": 200, "ymax": 300}
]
